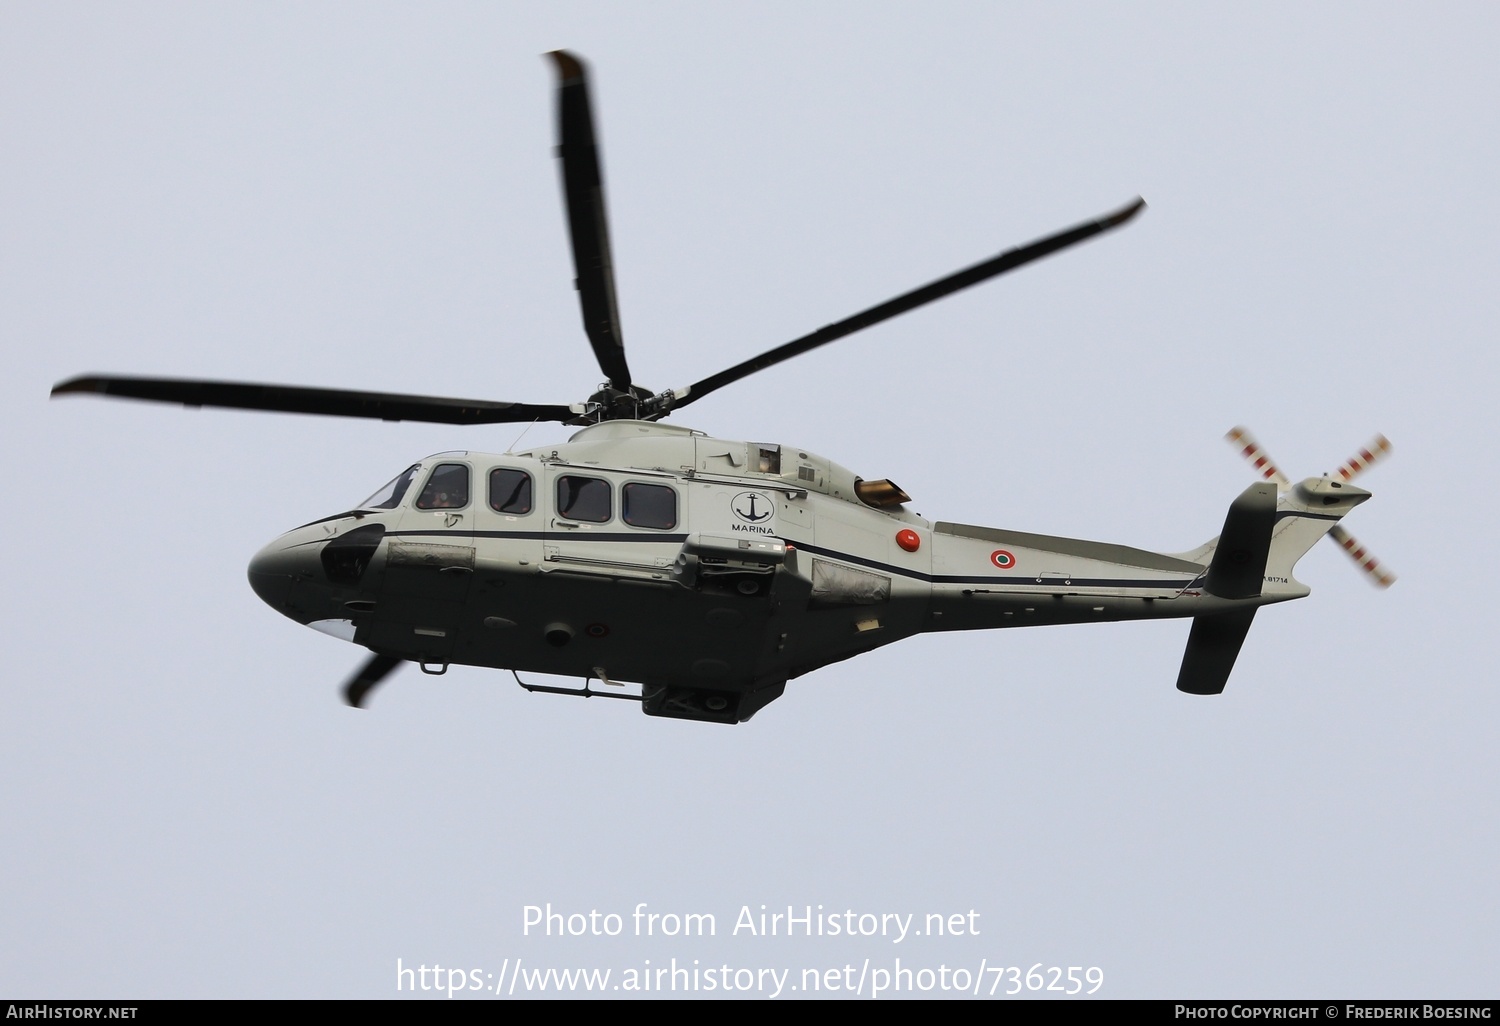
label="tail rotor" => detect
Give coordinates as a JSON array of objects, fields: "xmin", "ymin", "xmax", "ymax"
[
  {"xmin": 1224, "ymin": 426, "xmax": 1396, "ymax": 588},
  {"xmin": 1333, "ymin": 434, "xmax": 1393, "ymax": 484},
  {"xmin": 1328, "ymin": 524, "xmax": 1397, "ymax": 588},
  {"xmin": 1225, "ymin": 426, "xmax": 1291, "ymax": 489}
]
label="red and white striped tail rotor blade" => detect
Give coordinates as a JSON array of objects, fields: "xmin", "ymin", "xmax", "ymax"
[
  {"xmin": 1225, "ymin": 426, "xmax": 1292, "ymax": 489},
  {"xmin": 1334, "ymin": 434, "xmax": 1392, "ymax": 483},
  {"xmin": 1328, "ymin": 525, "xmax": 1396, "ymax": 588}
]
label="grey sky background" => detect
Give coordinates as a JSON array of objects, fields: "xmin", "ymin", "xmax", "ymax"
[{"xmin": 3, "ymin": 3, "xmax": 1496, "ymax": 999}]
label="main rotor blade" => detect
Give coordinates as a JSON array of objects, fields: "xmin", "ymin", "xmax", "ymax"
[
  {"xmin": 667, "ymin": 197, "xmax": 1146, "ymax": 412},
  {"xmin": 51, "ymin": 375, "xmax": 578, "ymax": 425},
  {"xmin": 342, "ymin": 652, "xmax": 404, "ymax": 708},
  {"xmin": 549, "ymin": 50, "xmax": 632, "ymax": 391}
]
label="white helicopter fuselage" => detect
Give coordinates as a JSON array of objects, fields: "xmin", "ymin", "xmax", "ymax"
[
  {"xmin": 247, "ymin": 420, "xmax": 1358, "ymax": 722},
  {"xmin": 54, "ymin": 53, "xmax": 1389, "ymax": 724}
]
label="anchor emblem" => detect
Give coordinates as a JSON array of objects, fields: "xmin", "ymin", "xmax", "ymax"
[{"xmin": 732, "ymin": 492, "xmax": 774, "ymax": 524}]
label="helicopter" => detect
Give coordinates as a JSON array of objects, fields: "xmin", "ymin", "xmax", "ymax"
[{"xmin": 50, "ymin": 51, "xmax": 1393, "ymax": 724}]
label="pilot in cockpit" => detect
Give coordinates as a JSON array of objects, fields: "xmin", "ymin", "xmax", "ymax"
[{"xmin": 416, "ymin": 464, "xmax": 470, "ymax": 509}]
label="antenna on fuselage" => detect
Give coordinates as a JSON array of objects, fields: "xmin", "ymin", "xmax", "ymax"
[{"xmin": 506, "ymin": 418, "xmax": 541, "ymax": 454}]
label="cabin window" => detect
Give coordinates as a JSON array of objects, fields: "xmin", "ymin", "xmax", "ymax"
[
  {"xmin": 359, "ymin": 465, "xmax": 420, "ymax": 509},
  {"xmin": 415, "ymin": 463, "xmax": 470, "ymax": 509},
  {"xmin": 488, "ymin": 468, "xmax": 533, "ymax": 515},
  {"xmin": 556, "ymin": 475, "xmax": 611, "ymax": 523},
  {"xmin": 755, "ymin": 444, "xmax": 781, "ymax": 475},
  {"xmin": 622, "ymin": 483, "xmax": 677, "ymax": 530}
]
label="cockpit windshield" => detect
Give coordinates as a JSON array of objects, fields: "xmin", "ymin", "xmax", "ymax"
[{"xmin": 359, "ymin": 465, "xmax": 420, "ymax": 509}]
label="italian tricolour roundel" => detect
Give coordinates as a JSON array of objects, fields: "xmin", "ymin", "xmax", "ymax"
[{"xmin": 989, "ymin": 549, "xmax": 1016, "ymax": 570}]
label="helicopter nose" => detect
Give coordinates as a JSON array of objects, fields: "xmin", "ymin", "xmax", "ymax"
[
  {"xmin": 247, "ymin": 538, "xmax": 303, "ymax": 612},
  {"xmin": 248, "ymin": 520, "xmax": 387, "ymax": 620},
  {"xmin": 246, "ymin": 532, "xmax": 334, "ymax": 620}
]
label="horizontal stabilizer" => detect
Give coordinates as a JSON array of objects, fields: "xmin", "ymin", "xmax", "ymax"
[
  {"xmin": 1176, "ymin": 610, "xmax": 1257, "ymax": 695},
  {"xmin": 1205, "ymin": 482, "xmax": 1276, "ymax": 599}
]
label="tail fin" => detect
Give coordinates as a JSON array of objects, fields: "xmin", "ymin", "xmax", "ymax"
[
  {"xmin": 1174, "ymin": 482, "xmax": 1275, "ymax": 695},
  {"xmin": 1177, "ymin": 609, "xmax": 1257, "ymax": 694},
  {"xmin": 1173, "ymin": 476, "xmax": 1374, "ymax": 695},
  {"xmin": 1173, "ymin": 429, "xmax": 1393, "ymax": 695},
  {"xmin": 1175, "ymin": 477, "xmax": 1371, "ymax": 596},
  {"xmin": 1203, "ymin": 482, "xmax": 1276, "ymax": 599},
  {"xmin": 1264, "ymin": 477, "xmax": 1371, "ymax": 589}
]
